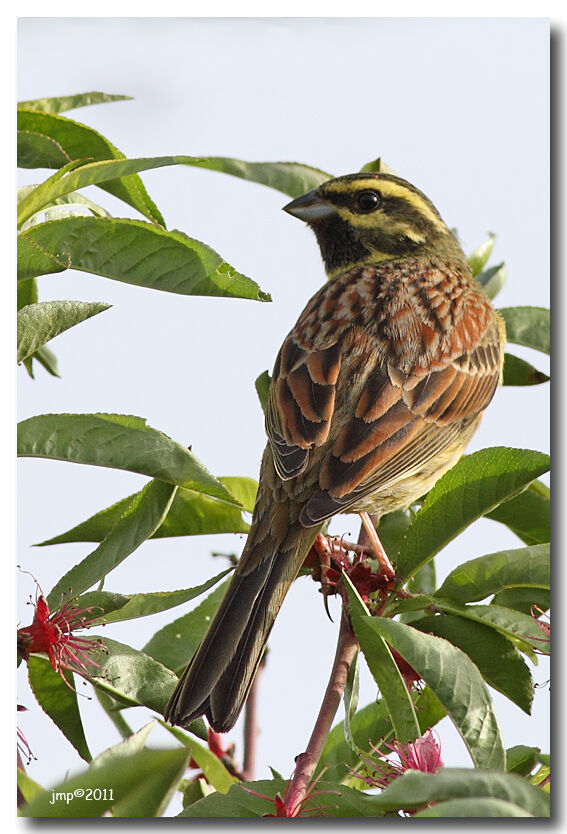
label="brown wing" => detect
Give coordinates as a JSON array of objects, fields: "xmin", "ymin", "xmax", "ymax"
[
  {"xmin": 266, "ymin": 335, "xmax": 342, "ymax": 480},
  {"xmin": 299, "ymin": 313, "xmax": 503, "ymax": 525}
]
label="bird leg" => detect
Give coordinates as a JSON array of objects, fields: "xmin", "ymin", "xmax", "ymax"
[
  {"xmin": 306, "ymin": 534, "xmax": 341, "ymax": 621},
  {"xmin": 358, "ymin": 512, "xmax": 396, "ymax": 581}
]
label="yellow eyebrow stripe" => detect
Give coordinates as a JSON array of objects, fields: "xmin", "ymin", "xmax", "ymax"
[
  {"xmin": 325, "ymin": 178, "xmax": 391, "ymax": 193},
  {"xmin": 326, "ymin": 178, "xmax": 447, "ymax": 233}
]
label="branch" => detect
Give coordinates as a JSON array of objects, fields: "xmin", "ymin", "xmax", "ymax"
[
  {"xmin": 242, "ymin": 655, "xmax": 265, "ymax": 781},
  {"xmin": 285, "ymin": 608, "xmax": 357, "ymax": 813}
]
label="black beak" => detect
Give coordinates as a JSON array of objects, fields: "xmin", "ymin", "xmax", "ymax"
[{"xmin": 283, "ymin": 189, "xmax": 335, "ymax": 222}]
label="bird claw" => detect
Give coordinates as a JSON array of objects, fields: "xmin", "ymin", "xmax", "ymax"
[{"xmin": 307, "ymin": 532, "xmax": 397, "ymax": 615}]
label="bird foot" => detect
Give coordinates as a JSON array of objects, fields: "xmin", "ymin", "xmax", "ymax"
[{"xmin": 307, "ymin": 532, "xmax": 395, "ymax": 615}]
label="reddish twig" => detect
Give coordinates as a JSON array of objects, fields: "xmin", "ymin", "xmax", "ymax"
[
  {"xmin": 285, "ymin": 608, "xmax": 358, "ymax": 812},
  {"xmin": 359, "ymin": 511, "xmax": 395, "ymax": 580},
  {"xmin": 242, "ymin": 656, "xmax": 264, "ymax": 781}
]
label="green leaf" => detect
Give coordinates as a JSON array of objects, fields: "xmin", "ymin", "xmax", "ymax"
[
  {"xmin": 159, "ymin": 716, "xmax": 208, "ymax": 743},
  {"xmin": 343, "ymin": 649, "xmax": 361, "ymax": 753},
  {"xmin": 369, "ymin": 768, "xmax": 549, "ymax": 817},
  {"xmin": 88, "ymin": 637, "xmax": 179, "ymax": 713},
  {"xmin": 532, "ymin": 764, "xmax": 550, "ymax": 791},
  {"xmin": 254, "ymin": 370, "xmax": 271, "ymax": 416},
  {"xmin": 407, "ymin": 560, "xmax": 436, "ymax": 595},
  {"xmin": 16, "ymin": 278, "xmax": 60, "ymax": 380},
  {"xmin": 177, "ymin": 735, "xmax": 237, "ymax": 793},
  {"xmin": 376, "ymin": 507, "xmax": 415, "ymax": 558},
  {"xmin": 181, "ymin": 770, "xmax": 549, "ymax": 817},
  {"xmin": 15, "ymin": 153, "xmax": 322, "ymax": 227},
  {"xmin": 177, "ymin": 777, "xmax": 272, "ymax": 817},
  {"xmin": 17, "ymin": 109, "xmax": 163, "ymax": 224},
  {"xmin": 318, "ymin": 687, "xmax": 446, "ymax": 782},
  {"xmin": 143, "ymin": 580, "xmax": 230, "ymax": 673},
  {"xmin": 90, "ymin": 720, "xmax": 155, "ymax": 769},
  {"xmin": 506, "ymin": 745, "xmax": 543, "ymax": 776},
  {"xmin": 351, "ymin": 618, "xmax": 421, "ymax": 744},
  {"xmin": 17, "ymin": 768, "xmax": 46, "ymax": 805},
  {"xmin": 414, "ymin": 797, "xmax": 534, "ymax": 817},
  {"xmin": 94, "ymin": 688, "xmax": 136, "ymax": 739},
  {"xmin": 218, "ymin": 476, "xmax": 257, "ymax": 513},
  {"xmin": 19, "ymin": 747, "xmax": 191, "ymax": 817},
  {"xmin": 435, "ymin": 544, "xmax": 549, "ymax": 604},
  {"xmin": 359, "ymin": 158, "xmax": 397, "ymax": 175},
  {"xmin": 17, "ymin": 413, "xmax": 237, "ymax": 504},
  {"xmin": 17, "ymin": 231, "xmax": 68, "ymax": 280},
  {"xmin": 403, "ymin": 535, "xmax": 436, "ymax": 623},
  {"xmin": 18, "ymin": 217, "xmax": 271, "ymax": 302},
  {"xmin": 432, "ymin": 600, "xmax": 549, "ymax": 655},
  {"xmin": 410, "ymin": 614, "xmax": 533, "ymax": 713},
  {"xmin": 75, "ymin": 590, "xmax": 130, "ymax": 617},
  {"xmin": 89, "ymin": 569, "xmax": 232, "ymax": 625},
  {"xmin": 18, "ymin": 189, "xmax": 112, "ymax": 229},
  {"xmin": 47, "ymin": 479, "xmax": 177, "ymax": 605},
  {"xmin": 468, "ymin": 234, "xmax": 496, "ymax": 277},
  {"xmin": 32, "ymin": 344, "xmax": 60, "ymax": 377},
  {"xmin": 355, "ymin": 618, "xmax": 505, "ymax": 770},
  {"xmin": 181, "ymin": 777, "xmax": 212, "ymax": 807},
  {"xmin": 476, "ymin": 262, "xmax": 507, "ymax": 299},
  {"xmin": 18, "ymin": 92, "xmax": 132, "ymax": 114},
  {"xmin": 485, "ymin": 480, "xmax": 550, "ymax": 546},
  {"xmin": 345, "ymin": 575, "xmax": 421, "ymax": 744},
  {"xmin": 27, "ymin": 656, "xmax": 91, "ymax": 762},
  {"xmin": 179, "ymin": 778, "xmax": 380, "ymax": 817},
  {"xmin": 17, "ymin": 277, "xmax": 61, "ymax": 379},
  {"xmin": 503, "ymin": 353, "xmax": 549, "ymax": 386},
  {"xmin": 38, "ymin": 476, "xmax": 255, "ymax": 546},
  {"xmin": 18, "ymin": 130, "xmax": 71, "ymax": 169},
  {"xmin": 17, "ymin": 277, "xmax": 38, "ymax": 310},
  {"xmin": 17, "ymin": 300, "xmax": 110, "ymax": 363},
  {"xmin": 491, "ymin": 587, "xmax": 550, "ymax": 615},
  {"xmin": 177, "ymin": 157, "xmax": 332, "ymax": 198},
  {"xmin": 498, "ymin": 306, "xmax": 550, "ymax": 354},
  {"xmin": 395, "ymin": 447, "xmax": 550, "ymax": 582}
]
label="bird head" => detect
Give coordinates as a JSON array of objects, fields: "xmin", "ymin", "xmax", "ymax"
[{"xmin": 283, "ymin": 173, "xmax": 465, "ymax": 277}]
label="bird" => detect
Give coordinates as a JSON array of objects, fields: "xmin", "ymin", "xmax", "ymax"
[{"xmin": 164, "ymin": 171, "xmax": 505, "ymax": 733}]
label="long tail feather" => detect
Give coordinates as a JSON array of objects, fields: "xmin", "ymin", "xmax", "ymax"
[{"xmin": 164, "ymin": 519, "xmax": 320, "ymax": 731}]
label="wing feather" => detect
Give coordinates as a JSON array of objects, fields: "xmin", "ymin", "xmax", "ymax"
[
  {"xmin": 266, "ymin": 335, "xmax": 343, "ymax": 480},
  {"xmin": 300, "ymin": 317, "xmax": 502, "ymax": 525},
  {"xmin": 265, "ymin": 268, "xmax": 503, "ymax": 521}
]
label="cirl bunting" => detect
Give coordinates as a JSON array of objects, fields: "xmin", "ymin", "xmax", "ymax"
[{"xmin": 165, "ymin": 172, "xmax": 505, "ymax": 732}]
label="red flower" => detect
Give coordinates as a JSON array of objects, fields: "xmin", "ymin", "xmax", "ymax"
[
  {"xmin": 347, "ymin": 559, "xmax": 393, "ymax": 601},
  {"xmin": 311, "ymin": 534, "xmax": 394, "ymax": 602},
  {"xmin": 244, "ymin": 770, "xmax": 339, "ymax": 817},
  {"xmin": 389, "ymin": 648, "xmax": 422, "ymax": 689},
  {"xmin": 18, "ymin": 592, "xmax": 104, "ymax": 685},
  {"xmin": 207, "ymin": 728, "xmax": 229, "ymax": 760},
  {"xmin": 188, "ymin": 728, "xmax": 243, "ymax": 780},
  {"xmin": 361, "ymin": 729, "xmax": 443, "ymax": 789}
]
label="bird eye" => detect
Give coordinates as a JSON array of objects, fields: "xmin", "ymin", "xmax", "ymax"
[{"xmin": 355, "ymin": 190, "xmax": 380, "ymax": 213}]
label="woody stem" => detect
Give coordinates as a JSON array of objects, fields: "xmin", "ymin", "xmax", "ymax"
[
  {"xmin": 242, "ymin": 657, "xmax": 263, "ymax": 781},
  {"xmin": 287, "ymin": 608, "xmax": 358, "ymax": 811}
]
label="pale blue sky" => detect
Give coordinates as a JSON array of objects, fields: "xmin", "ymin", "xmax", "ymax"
[{"xmin": 17, "ymin": 17, "xmax": 549, "ymax": 809}]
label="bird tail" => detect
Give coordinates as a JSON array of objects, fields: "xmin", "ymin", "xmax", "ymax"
[{"xmin": 164, "ymin": 511, "xmax": 321, "ymax": 733}]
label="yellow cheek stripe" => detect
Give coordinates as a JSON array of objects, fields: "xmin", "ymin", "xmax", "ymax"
[
  {"xmin": 333, "ymin": 205, "xmax": 427, "ymax": 241},
  {"xmin": 326, "ymin": 178, "xmax": 447, "ymax": 233}
]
